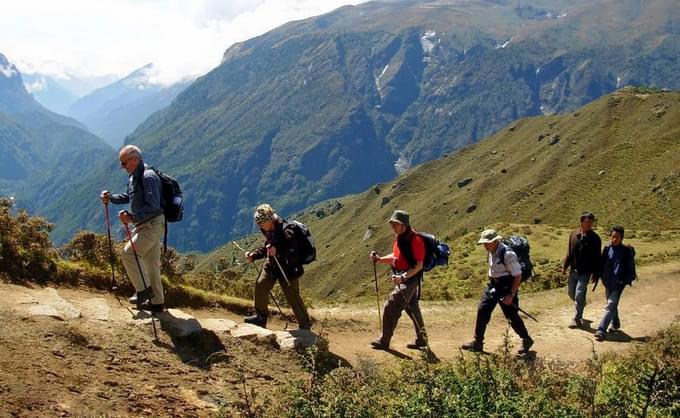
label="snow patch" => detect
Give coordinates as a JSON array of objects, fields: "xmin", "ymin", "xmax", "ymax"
[
  {"xmin": 558, "ymin": 10, "xmax": 568, "ymax": 19},
  {"xmin": 536, "ymin": 66, "xmax": 542, "ymax": 75},
  {"xmin": 394, "ymin": 154, "xmax": 410, "ymax": 175},
  {"xmin": 616, "ymin": 76, "xmax": 622, "ymax": 88},
  {"xmin": 495, "ymin": 38, "xmax": 512, "ymax": 49},
  {"xmin": 1, "ymin": 63, "xmax": 18, "ymax": 78},
  {"xmin": 25, "ymin": 77, "xmax": 47, "ymax": 93},
  {"xmin": 420, "ymin": 30, "xmax": 437, "ymax": 55}
]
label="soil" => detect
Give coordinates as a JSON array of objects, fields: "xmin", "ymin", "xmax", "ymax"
[{"xmin": 1, "ymin": 262, "xmax": 678, "ymax": 417}]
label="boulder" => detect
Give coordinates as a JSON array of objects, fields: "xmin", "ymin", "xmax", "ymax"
[{"xmin": 457, "ymin": 178, "xmax": 473, "ymax": 188}]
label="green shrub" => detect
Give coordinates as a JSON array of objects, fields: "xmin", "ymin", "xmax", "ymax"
[{"xmin": 0, "ymin": 197, "xmax": 57, "ymax": 281}]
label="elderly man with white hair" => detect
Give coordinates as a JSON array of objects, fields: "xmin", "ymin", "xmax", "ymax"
[
  {"xmin": 461, "ymin": 229, "xmax": 533, "ymax": 354},
  {"xmin": 100, "ymin": 145, "xmax": 166, "ymax": 313}
]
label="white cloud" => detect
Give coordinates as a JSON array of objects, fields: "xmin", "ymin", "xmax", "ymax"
[{"xmin": 1, "ymin": 0, "xmax": 367, "ymax": 85}]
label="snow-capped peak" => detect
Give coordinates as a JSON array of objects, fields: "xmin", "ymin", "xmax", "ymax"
[
  {"xmin": 122, "ymin": 63, "xmax": 162, "ymax": 89},
  {"xmin": 0, "ymin": 53, "xmax": 19, "ymax": 78}
]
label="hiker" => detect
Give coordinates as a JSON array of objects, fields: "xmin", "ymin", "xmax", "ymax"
[
  {"xmin": 243, "ymin": 204, "xmax": 311, "ymax": 330},
  {"xmin": 100, "ymin": 145, "xmax": 165, "ymax": 313},
  {"xmin": 562, "ymin": 211, "xmax": 602, "ymax": 328},
  {"xmin": 461, "ymin": 229, "xmax": 533, "ymax": 353},
  {"xmin": 594, "ymin": 225, "xmax": 636, "ymax": 341},
  {"xmin": 369, "ymin": 210, "xmax": 428, "ymax": 350}
]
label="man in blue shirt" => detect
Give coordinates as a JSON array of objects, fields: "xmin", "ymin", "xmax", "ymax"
[
  {"xmin": 594, "ymin": 225, "xmax": 636, "ymax": 341},
  {"xmin": 101, "ymin": 145, "xmax": 166, "ymax": 313}
]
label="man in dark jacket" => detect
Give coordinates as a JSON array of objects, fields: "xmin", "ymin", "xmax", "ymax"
[
  {"xmin": 101, "ymin": 145, "xmax": 165, "ymax": 313},
  {"xmin": 243, "ymin": 203, "xmax": 311, "ymax": 330},
  {"xmin": 594, "ymin": 225, "xmax": 636, "ymax": 341},
  {"xmin": 369, "ymin": 210, "xmax": 428, "ymax": 350},
  {"xmin": 563, "ymin": 211, "xmax": 602, "ymax": 328}
]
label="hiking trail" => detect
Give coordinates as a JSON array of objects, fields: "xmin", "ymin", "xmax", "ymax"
[{"xmin": 0, "ymin": 262, "xmax": 678, "ymax": 415}]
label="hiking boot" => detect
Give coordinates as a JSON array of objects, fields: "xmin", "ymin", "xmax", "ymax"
[
  {"xmin": 610, "ymin": 318, "xmax": 621, "ymax": 332},
  {"xmin": 569, "ymin": 318, "xmax": 583, "ymax": 329},
  {"xmin": 370, "ymin": 339, "xmax": 389, "ymax": 350},
  {"xmin": 244, "ymin": 312, "xmax": 268, "ymax": 328},
  {"xmin": 461, "ymin": 340, "xmax": 483, "ymax": 352},
  {"xmin": 406, "ymin": 339, "xmax": 428, "ymax": 350},
  {"xmin": 518, "ymin": 336, "xmax": 534, "ymax": 354},
  {"xmin": 130, "ymin": 287, "xmax": 154, "ymax": 306},
  {"xmin": 594, "ymin": 330, "xmax": 605, "ymax": 341},
  {"xmin": 137, "ymin": 302, "xmax": 165, "ymax": 313}
]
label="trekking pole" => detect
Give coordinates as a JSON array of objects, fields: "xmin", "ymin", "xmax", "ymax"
[
  {"xmin": 124, "ymin": 223, "xmax": 159, "ymax": 340},
  {"xmin": 104, "ymin": 203, "xmax": 125, "ymax": 307},
  {"xmin": 371, "ymin": 256, "xmax": 382, "ymax": 329},
  {"xmin": 513, "ymin": 304, "xmax": 539, "ymax": 323},
  {"xmin": 232, "ymin": 242, "xmax": 288, "ymax": 329}
]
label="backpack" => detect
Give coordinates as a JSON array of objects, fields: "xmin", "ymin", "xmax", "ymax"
[
  {"xmin": 400, "ymin": 231, "xmax": 451, "ymax": 272},
  {"xmin": 499, "ymin": 235, "xmax": 534, "ymax": 281},
  {"xmin": 284, "ymin": 220, "xmax": 316, "ymax": 265},
  {"xmin": 141, "ymin": 166, "xmax": 184, "ymax": 251}
]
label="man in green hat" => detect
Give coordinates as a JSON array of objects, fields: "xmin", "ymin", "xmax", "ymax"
[{"xmin": 369, "ymin": 210, "xmax": 428, "ymax": 350}]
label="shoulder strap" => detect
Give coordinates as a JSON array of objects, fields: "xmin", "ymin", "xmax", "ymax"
[
  {"xmin": 498, "ymin": 242, "xmax": 508, "ymax": 265},
  {"xmin": 397, "ymin": 231, "xmax": 417, "ymax": 268}
]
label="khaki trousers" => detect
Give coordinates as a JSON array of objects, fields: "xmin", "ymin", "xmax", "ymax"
[
  {"xmin": 121, "ymin": 215, "xmax": 165, "ymax": 304},
  {"xmin": 254, "ymin": 260, "xmax": 311, "ymax": 329}
]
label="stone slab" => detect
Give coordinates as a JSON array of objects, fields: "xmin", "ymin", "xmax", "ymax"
[
  {"xmin": 78, "ymin": 298, "xmax": 111, "ymax": 321},
  {"xmin": 275, "ymin": 329, "xmax": 323, "ymax": 351},
  {"xmin": 200, "ymin": 318, "xmax": 239, "ymax": 334},
  {"xmin": 27, "ymin": 288, "xmax": 81, "ymax": 320},
  {"xmin": 156, "ymin": 309, "xmax": 203, "ymax": 337},
  {"xmin": 229, "ymin": 323, "xmax": 276, "ymax": 344}
]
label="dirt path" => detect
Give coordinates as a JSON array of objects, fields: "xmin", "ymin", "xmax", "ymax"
[
  {"xmin": 316, "ymin": 262, "xmax": 680, "ymax": 364},
  {"xmin": 0, "ymin": 262, "xmax": 678, "ymax": 416}
]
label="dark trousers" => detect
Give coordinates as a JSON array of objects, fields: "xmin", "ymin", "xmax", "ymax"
[
  {"xmin": 254, "ymin": 261, "xmax": 311, "ymax": 329},
  {"xmin": 379, "ymin": 272, "xmax": 426, "ymax": 345},
  {"xmin": 473, "ymin": 277, "xmax": 530, "ymax": 343}
]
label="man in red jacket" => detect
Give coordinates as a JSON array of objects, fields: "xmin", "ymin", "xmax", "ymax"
[{"xmin": 369, "ymin": 210, "xmax": 428, "ymax": 350}]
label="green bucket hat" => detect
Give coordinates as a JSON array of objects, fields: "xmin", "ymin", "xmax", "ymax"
[{"xmin": 389, "ymin": 210, "xmax": 410, "ymax": 227}]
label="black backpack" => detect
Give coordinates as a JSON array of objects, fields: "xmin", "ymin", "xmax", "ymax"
[
  {"xmin": 142, "ymin": 166, "xmax": 184, "ymax": 251},
  {"xmin": 400, "ymin": 231, "xmax": 451, "ymax": 272},
  {"xmin": 499, "ymin": 235, "xmax": 534, "ymax": 281},
  {"xmin": 284, "ymin": 220, "xmax": 316, "ymax": 265}
]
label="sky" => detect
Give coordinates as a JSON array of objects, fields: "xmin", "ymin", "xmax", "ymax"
[{"xmin": 1, "ymin": 0, "xmax": 368, "ymax": 87}]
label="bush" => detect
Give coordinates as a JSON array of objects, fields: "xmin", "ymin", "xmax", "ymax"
[
  {"xmin": 0, "ymin": 198, "xmax": 57, "ymax": 281},
  {"xmin": 250, "ymin": 323, "xmax": 680, "ymax": 418}
]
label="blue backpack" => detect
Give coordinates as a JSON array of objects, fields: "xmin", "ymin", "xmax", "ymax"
[{"xmin": 399, "ymin": 231, "xmax": 450, "ymax": 272}]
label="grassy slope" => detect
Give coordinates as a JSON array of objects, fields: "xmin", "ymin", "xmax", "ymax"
[{"xmin": 199, "ymin": 88, "xmax": 680, "ymax": 303}]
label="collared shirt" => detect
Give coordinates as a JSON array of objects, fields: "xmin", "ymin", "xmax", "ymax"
[
  {"xmin": 110, "ymin": 161, "xmax": 163, "ymax": 224},
  {"xmin": 488, "ymin": 243, "xmax": 522, "ymax": 278}
]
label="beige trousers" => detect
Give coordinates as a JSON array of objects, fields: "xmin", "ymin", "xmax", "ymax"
[{"xmin": 121, "ymin": 214, "xmax": 165, "ymax": 304}]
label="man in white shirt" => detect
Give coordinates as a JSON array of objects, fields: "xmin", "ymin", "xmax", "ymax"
[{"xmin": 461, "ymin": 229, "xmax": 533, "ymax": 353}]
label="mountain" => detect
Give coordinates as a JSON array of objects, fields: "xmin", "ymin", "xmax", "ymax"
[
  {"xmin": 22, "ymin": 73, "xmax": 78, "ymax": 115},
  {"xmin": 49, "ymin": 0, "xmax": 680, "ymax": 251},
  {"xmin": 200, "ymin": 88, "xmax": 680, "ymax": 302},
  {"xmin": 0, "ymin": 53, "xmax": 113, "ymax": 208},
  {"xmin": 68, "ymin": 64, "xmax": 192, "ymax": 147}
]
